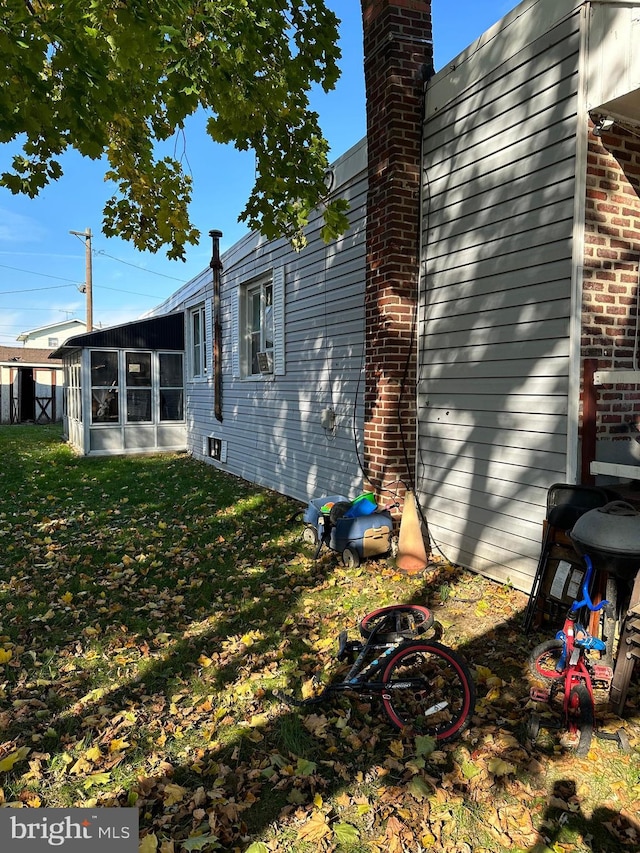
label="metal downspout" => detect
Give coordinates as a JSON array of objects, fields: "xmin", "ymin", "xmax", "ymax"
[{"xmin": 567, "ymin": 2, "xmax": 591, "ymax": 483}]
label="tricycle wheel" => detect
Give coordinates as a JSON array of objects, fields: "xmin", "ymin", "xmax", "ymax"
[
  {"xmin": 529, "ymin": 639, "xmax": 564, "ymax": 684},
  {"xmin": 342, "ymin": 547, "xmax": 360, "ymax": 568},
  {"xmin": 569, "ymin": 682, "xmax": 594, "ymax": 757}
]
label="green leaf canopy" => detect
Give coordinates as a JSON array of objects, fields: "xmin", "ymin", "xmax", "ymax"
[{"xmin": 0, "ymin": 0, "xmax": 349, "ymax": 258}]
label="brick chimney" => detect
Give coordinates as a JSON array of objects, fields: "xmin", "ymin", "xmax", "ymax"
[{"xmin": 361, "ymin": 0, "xmax": 432, "ymax": 505}]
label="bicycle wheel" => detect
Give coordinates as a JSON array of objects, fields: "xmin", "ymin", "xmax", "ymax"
[
  {"xmin": 568, "ymin": 682, "xmax": 594, "ymax": 756},
  {"xmin": 529, "ymin": 639, "xmax": 565, "ymax": 683},
  {"xmin": 359, "ymin": 604, "xmax": 434, "ymax": 642},
  {"xmin": 381, "ymin": 641, "xmax": 475, "ymax": 742}
]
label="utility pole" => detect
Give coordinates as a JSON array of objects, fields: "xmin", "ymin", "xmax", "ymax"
[{"xmin": 69, "ymin": 228, "xmax": 93, "ymax": 331}]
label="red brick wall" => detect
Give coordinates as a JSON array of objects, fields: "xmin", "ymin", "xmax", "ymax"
[
  {"xmin": 582, "ymin": 120, "xmax": 640, "ymax": 447},
  {"xmin": 361, "ymin": 0, "xmax": 432, "ymax": 503}
]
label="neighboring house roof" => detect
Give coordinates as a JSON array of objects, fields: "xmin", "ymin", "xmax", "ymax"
[
  {"xmin": 0, "ymin": 346, "xmax": 61, "ymax": 365},
  {"xmin": 16, "ymin": 318, "xmax": 87, "ymax": 342},
  {"xmin": 49, "ymin": 312, "xmax": 185, "ymax": 358}
]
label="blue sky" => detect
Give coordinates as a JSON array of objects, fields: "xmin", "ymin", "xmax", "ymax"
[{"xmin": 0, "ymin": 0, "xmax": 512, "ymax": 345}]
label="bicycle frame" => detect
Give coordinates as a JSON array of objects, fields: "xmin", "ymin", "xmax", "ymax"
[
  {"xmin": 299, "ymin": 632, "xmax": 422, "ymax": 703},
  {"xmin": 275, "ymin": 604, "xmax": 475, "ymax": 741},
  {"xmin": 530, "ymin": 554, "xmax": 612, "ymax": 746},
  {"xmin": 555, "ymin": 612, "xmax": 597, "ymax": 735},
  {"xmin": 278, "ymin": 619, "xmax": 456, "ymax": 710}
]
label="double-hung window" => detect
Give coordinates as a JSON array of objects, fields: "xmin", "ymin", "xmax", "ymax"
[
  {"xmin": 247, "ymin": 279, "xmax": 273, "ymax": 375},
  {"xmin": 233, "ymin": 268, "xmax": 284, "ymax": 378},
  {"xmin": 189, "ymin": 304, "xmax": 208, "ymax": 380}
]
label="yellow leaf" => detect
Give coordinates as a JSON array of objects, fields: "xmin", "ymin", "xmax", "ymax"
[
  {"xmin": 60, "ymin": 591, "xmax": 73, "ymax": 604},
  {"xmin": 0, "ymin": 649, "xmax": 12, "ymax": 664},
  {"xmin": 139, "ymin": 833, "xmax": 158, "ymax": 853},
  {"xmin": 297, "ymin": 811, "xmax": 330, "ymax": 843},
  {"xmin": 313, "ymin": 793, "xmax": 323, "ymax": 809},
  {"xmin": 163, "ymin": 783, "xmax": 187, "ymax": 806},
  {"xmin": 0, "ymin": 747, "xmax": 30, "ymax": 772},
  {"xmin": 85, "ymin": 746, "xmax": 102, "ymax": 762},
  {"xmin": 301, "ymin": 679, "xmax": 322, "ymax": 700},
  {"xmin": 83, "ymin": 772, "xmax": 111, "ymax": 788},
  {"xmin": 109, "ymin": 738, "xmax": 130, "ymax": 753},
  {"xmin": 197, "ymin": 654, "xmax": 213, "ymax": 668},
  {"xmin": 475, "ymin": 665, "xmax": 494, "ymax": 683},
  {"xmin": 487, "ymin": 757, "xmax": 516, "ymax": 777},
  {"xmin": 389, "ymin": 739, "xmax": 404, "ymax": 758},
  {"xmin": 70, "ymin": 756, "xmax": 92, "ymax": 775}
]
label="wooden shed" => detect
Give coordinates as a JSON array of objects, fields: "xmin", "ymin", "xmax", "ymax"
[{"xmin": 0, "ymin": 347, "xmax": 62, "ymax": 424}]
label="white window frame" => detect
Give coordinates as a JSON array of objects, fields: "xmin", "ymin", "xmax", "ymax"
[
  {"xmin": 233, "ymin": 268, "xmax": 285, "ymax": 379},
  {"xmin": 188, "ymin": 301, "xmax": 211, "ymax": 381},
  {"xmin": 124, "ymin": 351, "xmax": 152, "ymax": 424}
]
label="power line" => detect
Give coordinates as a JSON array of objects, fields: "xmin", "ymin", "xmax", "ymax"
[
  {"xmin": 94, "ymin": 249, "xmax": 186, "ymax": 282},
  {"xmin": 0, "ymin": 283, "xmax": 73, "ymax": 294},
  {"xmin": 0, "ymin": 263, "xmax": 80, "ymax": 285},
  {"xmin": 1, "ymin": 257, "xmax": 186, "ymax": 295},
  {"xmin": 0, "ymin": 306, "xmax": 75, "ymax": 312},
  {"xmin": 100, "ymin": 284, "xmax": 168, "ymax": 299}
]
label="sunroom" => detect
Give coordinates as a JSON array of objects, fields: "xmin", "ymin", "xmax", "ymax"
[{"xmin": 50, "ymin": 313, "xmax": 186, "ymax": 457}]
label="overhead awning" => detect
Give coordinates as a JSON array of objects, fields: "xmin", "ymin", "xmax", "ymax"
[{"xmin": 50, "ymin": 312, "xmax": 184, "ymax": 358}]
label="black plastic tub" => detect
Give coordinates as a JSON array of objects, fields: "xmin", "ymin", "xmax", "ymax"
[{"xmin": 570, "ymin": 501, "xmax": 640, "ymax": 580}]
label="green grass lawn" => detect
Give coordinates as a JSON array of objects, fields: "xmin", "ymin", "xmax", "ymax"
[{"xmin": 0, "ymin": 425, "xmax": 638, "ymax": 853}]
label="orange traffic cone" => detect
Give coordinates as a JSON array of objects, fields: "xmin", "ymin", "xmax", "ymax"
[{"xmin": 395, "ymin": 490, "xmax": 429, "ymax": 575}]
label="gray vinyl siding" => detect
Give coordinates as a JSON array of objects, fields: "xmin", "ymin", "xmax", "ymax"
[
  {"xmin": 418, "ymin": 2, "xmax": 583, "ymax": 591},
  {"xmin": 177, "ymin": 140, "xmax": 368, "ymax": 504}
]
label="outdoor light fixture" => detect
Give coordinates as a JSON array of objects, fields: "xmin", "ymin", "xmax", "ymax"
[{"xmin": 593, "ymin": 115, "xmax": 615, "ymax": 137}]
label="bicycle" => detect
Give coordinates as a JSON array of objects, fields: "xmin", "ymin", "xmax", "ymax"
[
  {"xmin": 274, "ymin": 604, "xmax": 476, "ymax": 742},
  {"xmin": 528, "ymin": 555, "xmax": 629, "ymax": 756}
]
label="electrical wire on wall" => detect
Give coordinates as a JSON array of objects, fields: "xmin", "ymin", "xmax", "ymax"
[
  {"xmin": 321, "ymin": 240, "xmax": 337, "ymax": 441},
  {"xmin": 417, "ymin": 163, "xmax": 454, "ymax": 567},
  {"xmin": 414, "ymin": 77, "xmax": 455, "ymax": 568},
  {"xmin": 348, "ymin": 61, "xmax": 454, "ymax": 564},
  {"xmin": 352, "ymin": 335, "xmax": 367, "ymax": 484}
]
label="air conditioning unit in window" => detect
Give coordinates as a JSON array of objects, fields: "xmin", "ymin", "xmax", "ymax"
[{"xmin": 257, "ymin": 351, "xmax": 273, "ymax": 375}]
